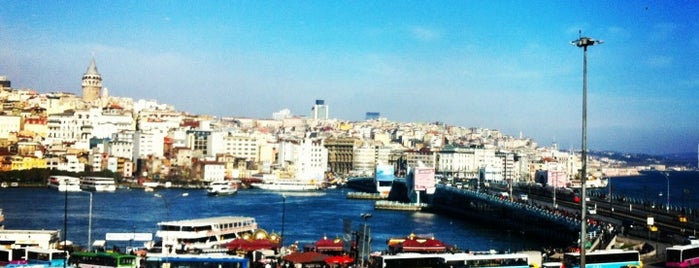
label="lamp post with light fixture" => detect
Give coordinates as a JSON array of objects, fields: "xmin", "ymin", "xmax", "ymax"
[{"xmin": 572, "ymin": 33, "xmax": 602, "ymax": 268}]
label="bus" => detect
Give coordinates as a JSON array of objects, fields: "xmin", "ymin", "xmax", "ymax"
[
  {"xmin": 69, "ymin": 251, "xmax": 138, "ymax": 268},
  {"xmin": 0, "ymin": 248, "xmax": 27, "ymax": 267},
  {"xmin": 666, "ymin": 244, "xmax": 699, "ymax": 267},
  {"xmin": 24, "ymin": 248, "xmax": 69, "ymax": 267},
  {"xmin": 369, "ymin": 252, "xmax": 531, "ymax": 268},
  {"xmin": 143, "ymin": 254, "xmax": 248, "ymax": 268},
  {"xmin": 563, "ymin": 249, "xmax": 641, "ymax": 268}
]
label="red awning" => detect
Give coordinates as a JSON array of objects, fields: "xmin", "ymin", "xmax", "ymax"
[
  {"xmin": 226, "ymin": 238, "xmax": 279, "ymax": 251},
  {"xmin": 400, "ymin": 237, "xmax": 446, "ymax": 252},
  {"xmin": 325, "ymin": 255, "xmax": 354, "ymax": 265},
  {"xmin": 315, "ymin": 237, "xmax": 344, "ymax": 251},
  {"xmin": 283, "ymin": 252, "xmax": 330, "ymax": 264}
]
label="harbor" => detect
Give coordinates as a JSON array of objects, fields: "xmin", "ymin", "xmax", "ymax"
[{"xmin": 1, "ymin": 171, "xmax": 699, "ymax": 267}]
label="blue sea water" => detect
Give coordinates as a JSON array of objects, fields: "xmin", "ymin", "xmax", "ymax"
[
  {"xmin": 596, "ymin": 171, "xmax": 699, "ymax": 209},
  {"xmin": 0, "ymin": 187, "xmax": 536, "ymax": 253},
  {"xmin": 1, "ymin": 171, "xmax": 697, "ymax": 253}
]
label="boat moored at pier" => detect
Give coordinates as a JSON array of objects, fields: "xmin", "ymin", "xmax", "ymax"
[
  {"xmin": 80, "ymin": 176, "xmax": 117, "ymax": 192},
  {"xmin": 155, "ymin": 216, "xmax": 259, "ymax": 253},
  {"xmin": 47, "ymin": 176, "xmax": 82, "ymax": 192},
  {"xmin": 249, "ymin": 174, "xmax": 321, "ymax": 191}
]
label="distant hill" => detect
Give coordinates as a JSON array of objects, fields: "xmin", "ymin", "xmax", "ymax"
[{"xmin": 589, "ymin": 151, "xmax": 697, "ymax": 168}]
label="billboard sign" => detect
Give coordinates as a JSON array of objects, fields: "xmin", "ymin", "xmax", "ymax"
[{"xmin": 413, "ymin": 167, "xmax": 435, "ymax": 192}]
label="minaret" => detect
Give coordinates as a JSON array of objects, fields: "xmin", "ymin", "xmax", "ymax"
[{"xmin": 82, "ymin": 58, "xmax": 102, "ymax": 102}]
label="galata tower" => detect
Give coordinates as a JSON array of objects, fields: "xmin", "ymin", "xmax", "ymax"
[{"xmin": 82, "ymin": 58, "xmax": 102, "ymax": 102}]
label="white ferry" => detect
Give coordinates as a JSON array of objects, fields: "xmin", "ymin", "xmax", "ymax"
[
  {"xmin": 80, "ymin": 176, "xmax": 117, "ymax": 192},
  {"xmin": 206, "ymin": 180, "xmax": 238, "ymax": 196},
  {"xmin": 47, "ymin": 175, "xmax": 82, "ymax": 192},
  {"xmin": 249, "ymin": 174, "xmax": 321, "ymax": 191},
  {"xmin": 250, "ymin": 178, "xmax": 321, "ymax": 191},
  {"xmin": 155, "ymin": 216, "xmax": 258, "ymax": 253}
]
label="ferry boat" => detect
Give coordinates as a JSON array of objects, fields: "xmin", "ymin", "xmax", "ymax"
[
  {"xmin": 80, "ymin": 176, "xmax": 117, "ymax": 192},
  {"xmin": 206, "ymin": 180, "xmax": 238, "ymax": 196},
  {"xmin": 155, "ymin": 216, "xmax": 259, "ymax": 253},
  {"xmin": 47, "ymin": 175, "xmax": 82, "ymax": 192},
  {"xmin": 249, "ymin": 174, "xmax": 321, "ymax": 191}
]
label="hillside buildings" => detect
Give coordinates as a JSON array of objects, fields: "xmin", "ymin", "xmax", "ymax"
[{"xmin": 0, "ymin": 59, "xmax": 642, "ymax": 184}]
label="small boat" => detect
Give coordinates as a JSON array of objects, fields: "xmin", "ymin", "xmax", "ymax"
[{"xmin": 206, "ymin": 180, "xmax": 238, "ymax": 196}]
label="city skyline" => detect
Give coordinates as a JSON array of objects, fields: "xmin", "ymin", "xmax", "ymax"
[{"xmin": 1, "ymin": 1, "xmax": 697, "ymax": 155}]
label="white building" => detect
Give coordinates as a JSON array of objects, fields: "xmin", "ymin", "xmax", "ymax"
[
  {"xmin": 46, "ymin": 154, "xmax": 85, "ymax": 173},
  {"xmin": 0, "ymin": 115, "xmax": 20, "ymax": 139},
  {"xmin": 133, "ymin": 130, "xmax": 166, "ymax": 162},
  {"xmin": 311, "ymin": 99, "xmax": 329, "ymax": 120},
  {"xmin": 137, "ymin": 109, "xmax": 184, "ymax": 134},
  {"xmin": 92, "ymin": 108, "xmax": 135, "ymax": 139},
  {"xmin": 221, "ymin": 132, "xmax": 262, "ymax": 161},
  {"xmin": 352, "ymin": 144, "xmax": 376, "ymax": 176},
  {"xmin": 46, "ymin": 110, "xmax": 78, "ymax": 145},
  {"xmin": 277, "ymin": 133, "xmax": 328, "ymax": 181},
  {"xmin": 202, "ymin": 162, "xmax": 225, "ymax": 182}
]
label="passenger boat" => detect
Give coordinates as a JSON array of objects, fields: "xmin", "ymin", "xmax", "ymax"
[
  {"xmin": 250, "ymin": 179, "xmax": 321, "ymax": 191},
  {"xmin": 249, "ymin": 174, "xmax": 321, "ymax": 191},
  {"xmin": 206, "ymin": 180, "xmax": 238, "ymax": 196},
  {"xmin": 47, "ymin": 175, "xmax": 82, "ymax": 192},
  {"xmin": 154, "ymin": 216, "xmax": 259, "ymax": 253},
  {"xmin": 80, "ymin": 176, "xmax": 117, "ymax": 192}
]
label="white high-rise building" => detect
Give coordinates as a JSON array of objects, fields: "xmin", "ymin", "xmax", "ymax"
[
  {"xmin": 277, "ymin": 132, "xmax": 328, "ymax": 181},
  {"xmin": 311, "ymin": 99, "xmax": 329, "ymax": 120}
]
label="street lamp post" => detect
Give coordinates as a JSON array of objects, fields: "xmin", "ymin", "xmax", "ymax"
[
  {"xmin": 281, "ymin": 194, "xmax": 286, "ymax": 250},
  {"xmin": 572, "ymin": 33, "xmax": 602, "ymax": 268},
  {"xmin": 83, "ymin": 191, "xmax": 93, "ymax": 252},
  {"xmin": 662, "ymin": 172, "xmax": 670, "ymax": 211},
  {"xmin": 360, "ymin": 213, "xmax": 372, "ymax": 268},
  {"xmin": 63, "ymin": 189, "xmax": 67, "ymax": 268}
]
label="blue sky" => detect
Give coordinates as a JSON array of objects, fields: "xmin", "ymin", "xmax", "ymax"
[{"xmin": 1, "ymin": 1, "xmax": 698, "ymax": 155}]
